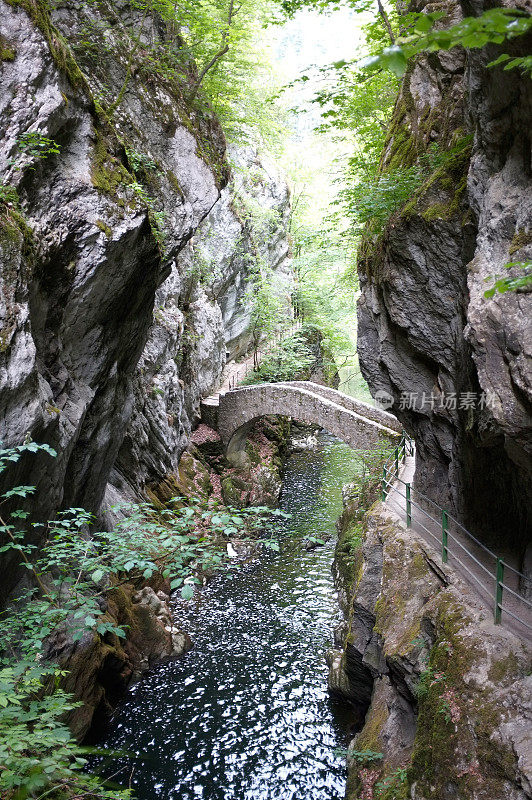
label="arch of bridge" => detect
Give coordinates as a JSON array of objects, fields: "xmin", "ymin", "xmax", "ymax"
[{"xmin": 216, "ymin": 381, "xmax": 401, "ymax": 457}]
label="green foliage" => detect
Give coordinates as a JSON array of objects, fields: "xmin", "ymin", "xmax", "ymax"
[
  {"xmin": 341, "ymin": 138, "xmax": 471, "ymax": 236},
  {"xmin": 76, "ymin": 0, "xmax": 283, "ymax": 145},
  {"xmin": 0, "ymin": 441, "xmax": 286, "ymax": 798},
  {"xmin": 0, "ymin": 663, "xmax": 127, "ymax": 800},
  {"xmin": 0, "ymin": 34, "xmax": 16, "ymax": 61},
  {"xmin": 125, "ymin": 147, "xmax": 158, "ymax": 175},
  {"xmin": 343, "ymin": 162, "xmax": 421, "ymax": 235},
  {"xmin": 361, "ymin": 8, "xmax": 532, "ymax": 77},
  {"xmin": 488, "ymin": 52, "xmax": 532, "ymax": 76},
  {"xmin": 416, "ymin": 665, "xmax": 446, "ymax": 700},
  {"xmin": 348, "ymin": 748, "xmax": 384, "ymax": 765},
  {"xmin": 173, "ymin": 0, "xmax": 283, "ymax": 141},
  {"xmin": 243, "ymin": 329, "xmax": 314, "ymax": 384},
  {"xmin": 240, "ymin": 265, "xmax": 292, "ymax": 358},
  {"xmin": 374, "ymin": 766, "xmax": 409, "ymax": 799},
  {"xmin": 484, "ymin": 261, "xmax": 532, "ymax": 298},
  {"xmin": 16, "ymin": 131, "xmax": 61, "ymax": 161},
  {"xmin": 356, "ymin": 439, "xmax": 394, "ymax": 508},
  {"xmin": 0, "ymin": 184, "xmax": 19, "ymax": 206}
]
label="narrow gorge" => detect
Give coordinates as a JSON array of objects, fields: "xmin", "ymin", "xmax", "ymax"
[{"xmin": 0, "ymin": 0, "xmax": 530, "ymax": 799}]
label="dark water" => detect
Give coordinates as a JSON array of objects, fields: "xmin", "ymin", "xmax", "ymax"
[{"xmin": 94, "ymin": 432, "xmax": 361, "ymax": 800}]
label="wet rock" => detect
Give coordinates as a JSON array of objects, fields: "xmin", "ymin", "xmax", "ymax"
[
  {"xmin": 335, "ymin": 500, "xmax": 532, "ymax": 800},
  {"xmin": 58, "ymin": 583, "xmax": 191, "ymax": 741},
  {"xmin": 302, "ymin": 534, "xmax": 329, "ymax": 551},
  {"xmin": 290, "ymin": 434, "xmax": 319, "ymax": 452},
  {"xmin": 327, "ymin": 648, "xmax": 354, "ymax": 700}
]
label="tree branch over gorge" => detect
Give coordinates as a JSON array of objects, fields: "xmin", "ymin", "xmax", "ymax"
[
  {"xmin": 189, "ymin": 0, "xmax": 239, "ymax": 100},
  {"xmin": 275, "ymin": 1, "xmax": 532, "ymax": 77}
]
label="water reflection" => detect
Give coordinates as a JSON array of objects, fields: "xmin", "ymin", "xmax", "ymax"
[{"xmin": 94, "ymin": 432, "xmax": 361, "ymax": 799}]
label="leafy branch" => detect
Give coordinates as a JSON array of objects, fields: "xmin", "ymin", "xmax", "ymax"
[
  {"xmin": 484, "ymin": 261, "xmax": 532, "ymax": 298},
  {"xmin": 360, "ymin": 8, "xmax": 532, "ymax": 77}
]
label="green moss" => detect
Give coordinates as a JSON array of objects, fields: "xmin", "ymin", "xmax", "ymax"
[
  {"xmin": 345, "ymin": 691, "xmax": 389, "ymax": 799},
  {"xmin": 402, "ymin": 138, "xmax": 472, "ymax": 224},
  {"xmin": 0, "ymin": 33, "xmax": 16, "ymax": 61},
  {"xmin": 166, "ymin": 169, "xmax": 185, "ymax": 199},
  {"xmin": 487, "ymin": 651, "xmax": 521, "ymax": 685},
  {"xmin": 221, "ymin": 475, "xmax": 247, "ymax": 508},
  {"xmin": 405, "ymin": 593, "xmax": 518, "ymax": 799},
  {"xmin": 374, "ymin": 767, "xmax": 409, "ymax": 800},
  {"xmin": 374, "ymin": 591, "xmax": 406, "ymax": 636},
  {"xmin": 95, "ymin": 219, "xmax": 112, "ymax": 238},
  {"xmin": 5, "ymin": 0, "xmax": 84, "ymax": 87},
  {"xmin": 0, "ymin": 208, "xmax": 35, "ymax": 352},
  {"xmin": 335, "ymin": 521, "xmax": 364, "ymax": 593},
  {"xmin": 0, "ymin": 207, "xmax": 34, "ymax": 254},
  {"xmin": 509, "ymin": 227, "xmax": 532, "ymax": 255},
  {"xmin": 90, "ymin": 127, "xmax": 132, "ymax": 202},
  {"xmin": 245, "ymin": 439, "xmax": 261, "ymax": 466},
  {"xmin": 356, "ymin": 693, "xmax": 389, "ymax": 753}
]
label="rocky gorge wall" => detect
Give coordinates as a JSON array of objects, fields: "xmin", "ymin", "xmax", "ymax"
[
  {"xmin": 0, "ymin": 0, "xmax": 294, "ymax": 601},
  {"xmin": 329, "ymin": 491, "xmax": 532, "ymax": 800},
  {"xmin": 107, "ymin": 143, "xmax": 294, "ymax": 508},
  {"xmin": 0, "ymin": 0, "xmax": 296, "ymax": 738},
  {"xmin": 357, "ymin": 0, "xmax": 532, "ymax": 561}
]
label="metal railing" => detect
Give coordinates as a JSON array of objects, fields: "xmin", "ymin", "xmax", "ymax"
[{"xmin": 382, "ymin": 432, "xmax": 532, "ymax": 635}]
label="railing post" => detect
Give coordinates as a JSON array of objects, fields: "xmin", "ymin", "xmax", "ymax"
[
  {"xmin": 406, "ymin": 483, "xmax": 411, "ymax": 527},
  {"xmin": 381, "ymin": 468, "xmax": 387, "ymax": 502},
  {"xmin": 395, "ymin": 448, "xmax": 399, "ymax": 477},
  {"xmin": 441, "ymin": 510, "xmax": 448, "ymax": 563},
  {"xmin": 494, "ymin": 559, "xmax": 504, "ymax": 624}
]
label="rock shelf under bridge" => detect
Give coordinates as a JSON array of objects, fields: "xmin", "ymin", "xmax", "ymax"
[{"xmin": 201, "ymin": 381, "xmax": 402, "ymax": 456}]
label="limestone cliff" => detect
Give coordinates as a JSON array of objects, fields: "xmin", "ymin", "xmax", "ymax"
[
  {"xmin": 0, "ymin": 0, "xmax": 293, "ymax": 598},
  {"xmin": 0, "ymin": 0, "xmax": 226, "ymax": 604},
  {"xmin": 357, "ymin": 0, "xmax": 532, "ymax": 560},
  {"xmin": 107, "ymin": 144, "xmax": 293, "ymax": 505}
]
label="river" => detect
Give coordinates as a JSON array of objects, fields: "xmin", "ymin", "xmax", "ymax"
[{"xmin": 93, "ymin": 431, "xmax": 362, "ymax": 799}]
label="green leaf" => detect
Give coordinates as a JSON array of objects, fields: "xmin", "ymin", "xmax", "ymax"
[
  {"xmin": 180, "ymin": 585, "xmax": 195, "ymax": 601},
  {"xmin": 91, "ymin": 569, "xmax": 104, "ymax": 583}
]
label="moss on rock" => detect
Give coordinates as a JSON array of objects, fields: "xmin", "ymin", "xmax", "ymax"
[
  {"xmin": 5, "ymin": 0, "xmax": 85, "ymax": 86},
  {"xmin": 90, "ymin": 126, "xmax": 132, "ymax": 202},
  {"xmin": 0, "ymin": 32, "xmax": 16, "ymax": 61},
  {"xmin": 509, "ymin": 227, "xmax": 532, "ymax": 255}
]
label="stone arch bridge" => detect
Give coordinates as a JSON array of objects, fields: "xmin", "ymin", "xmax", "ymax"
[{"xmin": 201, "ymin": 381, "xmax": 401, "ymax": 458}]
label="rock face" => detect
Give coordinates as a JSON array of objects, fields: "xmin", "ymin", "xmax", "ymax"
[
  {"xmin": 357, "ymin": 0, "xmax": 532, "ymax": 559},
  {"xmin": 331, "ymin": 499, "xmax": 532, "ymax": 800},
  {"xmin": 107, "ymin": 142, "xmax": 293, "ymax": 503},
  {"xmin": 0, "ymin": 0, "xmax": 294, "ymax": 594},
  {"xmin": 0, "ymin": 0, "xmax": 227, "ymax": 600},
  {"xmin": 194, "ymin": 144, "xmax": 294, "ymax": 360},
  {"xmin": 58, "ymin": 584, "xmax": 191, "ymax": 741}
]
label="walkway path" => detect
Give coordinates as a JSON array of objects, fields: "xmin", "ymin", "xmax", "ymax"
[
  {"xmin": 216, "ymin": 322, "xmax": 305, "ymax": 396},
  {"xmin": 384, "ymin": 453, "xmax": 532, "ymax": 640}
]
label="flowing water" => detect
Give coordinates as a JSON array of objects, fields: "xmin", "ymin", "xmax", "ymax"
[{"xmin": 94, "ymin": 431, "xmax": 362, "ymax": 800}]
